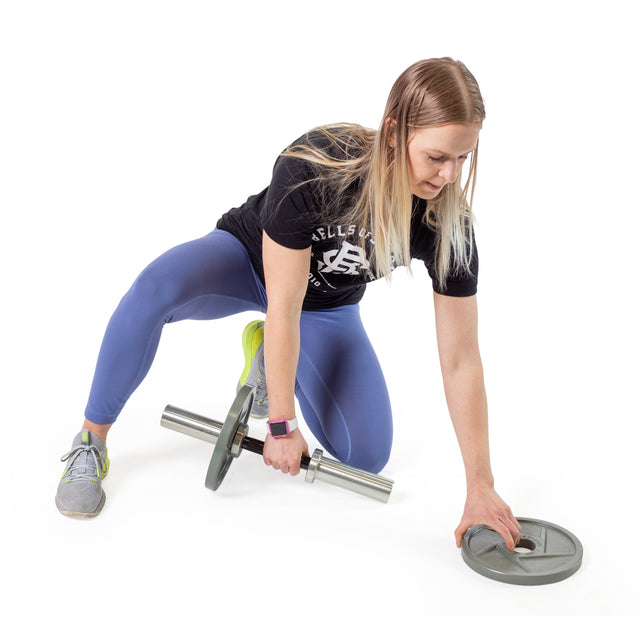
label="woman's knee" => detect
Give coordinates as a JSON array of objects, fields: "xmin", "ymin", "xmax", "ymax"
[
  {"xmin": 123, "ymin": 262, "xmax": 191, "ymax": 318},
  {"xmin": 316, "ymin": 412, "xmax": 392, "ymax": 474},
  {"xmin": 340, "ymin": 433, "xmax": 392, "ymax": 474}
]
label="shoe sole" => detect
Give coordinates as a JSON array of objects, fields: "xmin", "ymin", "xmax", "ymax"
[
  {"xmin": 237, "ymin": 319, "xmax": 268, "ymax": 419},
  {"xmin": 55, "ymin": 491, "xmax": 106, "ymax": 519},
  {"xmin": 237, "ymin": 319, "xmax": 264, "ymax": 391}
]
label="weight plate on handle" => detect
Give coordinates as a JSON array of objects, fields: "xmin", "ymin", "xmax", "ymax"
[
  {"xmin": 461, "ymin": 517, "xmax": 583, "ymax": 585},
  {"xmin": 205, "ymin": 384, "xmax": 255, "ymax": 491}
]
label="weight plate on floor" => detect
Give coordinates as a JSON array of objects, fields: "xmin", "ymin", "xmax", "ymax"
[
  {"xmin": 461, "ymin": 517, "xmax": 583, "ymax": 585},
  {"xmin": 205, "ymin": 384, "xmax": 255, "ymax": 491}
]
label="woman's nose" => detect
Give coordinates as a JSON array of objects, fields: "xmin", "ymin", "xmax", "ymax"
[{"xmin": 439, "ymin": 159, "xmax": 459, "ymax": 184}]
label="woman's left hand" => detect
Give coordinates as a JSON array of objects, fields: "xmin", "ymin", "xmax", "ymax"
[{"xmin": 454, "ymin": 485, "xmax": 521, "ymax": 551}]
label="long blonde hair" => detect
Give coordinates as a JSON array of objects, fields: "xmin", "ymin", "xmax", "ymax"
[{"xmin": 283, "ymin": 57, "xmax": 485, "ymax": 288}]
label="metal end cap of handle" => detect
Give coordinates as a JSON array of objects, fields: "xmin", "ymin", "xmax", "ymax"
[{"xmin": 304, "ymin": 448, "xmax": 323, "ymax": 484}]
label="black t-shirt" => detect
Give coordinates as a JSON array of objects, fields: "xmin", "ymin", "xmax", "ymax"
[{"xmin": 216, "ymin": 130, "xmax": 478, "ymax": 310}]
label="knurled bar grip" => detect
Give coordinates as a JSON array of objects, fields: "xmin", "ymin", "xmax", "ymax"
[{"xmin": 161, "ymin": 405, "xmax": 394, "ymax": 503}]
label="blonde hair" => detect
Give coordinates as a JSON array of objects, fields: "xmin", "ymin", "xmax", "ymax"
[{"xmin": 283, "ymin": 57, "xmax": 485, "ymax": 288}]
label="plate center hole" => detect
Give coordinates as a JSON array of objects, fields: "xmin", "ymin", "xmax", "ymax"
[{"xmin": 514, "ymin": 538, "xmax": 536, "ymax": 554}]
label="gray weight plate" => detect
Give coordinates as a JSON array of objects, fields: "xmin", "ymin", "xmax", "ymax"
[
  {"xmin": 461, "ymin": 517, "xmax": 582, "ymax": 585},
  {"xmin": 204, "ymin": 384, "xmax": 255, "ymax": 491}
]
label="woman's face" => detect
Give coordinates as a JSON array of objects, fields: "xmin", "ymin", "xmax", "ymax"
[{"xmin": 403, "ymin": 123, "xmax": 480, "ymax": 199}]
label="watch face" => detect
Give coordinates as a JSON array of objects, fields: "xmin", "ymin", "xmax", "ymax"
[{"xmin": 269, "ymin": 421, "xmax": 288, "ymax": 437}]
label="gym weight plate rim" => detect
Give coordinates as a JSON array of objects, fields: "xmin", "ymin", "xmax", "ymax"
[
  {"xmin": 205, "ymin": 384, "xmax": 255, "ymax": 491},
  {"xmin": 461, "ymin": 517, "xmax": 583, "ymax": 585}
]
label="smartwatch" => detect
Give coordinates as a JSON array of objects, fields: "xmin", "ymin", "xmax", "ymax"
[{"xmin": 267, "ymin": 417, "xmax": 299, "ymax": 438}]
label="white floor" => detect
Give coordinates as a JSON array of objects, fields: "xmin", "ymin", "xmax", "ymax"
[
  {"xmin": 2, "ymin": 1, "xmax": 638, "ymax": 634},
  {"xmin": 5, "ymin": 279, "xmax": 638, "ymax": 629}
]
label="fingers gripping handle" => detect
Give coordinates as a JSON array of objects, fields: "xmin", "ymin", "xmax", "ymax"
[{"xmin": 161, "ymin": 405, "xmax": 393, "ymax": 503}]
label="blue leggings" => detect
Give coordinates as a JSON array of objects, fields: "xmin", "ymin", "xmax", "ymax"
[{"xmin": 85, "ymin": 229, "xmax": 393, "ymax": 473}]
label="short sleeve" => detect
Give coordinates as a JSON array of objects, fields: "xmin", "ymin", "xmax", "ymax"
[
  {"xmin": 410, "ymin": 201, "xmax": 479, "ymax": 297},
  {"xmin": 426, "ymin": 238, "xmax": 479, "ymax": 297},
  {"xmin": 260, "ymin": 152, "xmax": 319, "ymax": 250}
]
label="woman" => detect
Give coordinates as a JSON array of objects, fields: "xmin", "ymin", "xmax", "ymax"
[{"xmin": 56, "ymin": 57, "xmax": 521, "ymax": 551}]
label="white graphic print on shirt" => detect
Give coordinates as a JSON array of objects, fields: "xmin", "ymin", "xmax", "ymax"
[
  {"xmin": 308, "ymin": 225, "xmax": 376, "ymax": 290},
  {"xmin": 318, "ymin": 241, "xmax": 369, "ymax": 275}
]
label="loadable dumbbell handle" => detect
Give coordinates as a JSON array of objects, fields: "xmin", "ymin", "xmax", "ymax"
[
  {"xmin": 161, "ymin": 405, "xmax": 393, "ymax": 503},
  {"xmin": 240, "ymin": 434, "xmax": 312, "ymax": 468}
]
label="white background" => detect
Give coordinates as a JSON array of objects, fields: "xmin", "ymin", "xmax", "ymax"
[{"xmin": 1, "ymin": 0, "xmax": 638, "ymax": 633}]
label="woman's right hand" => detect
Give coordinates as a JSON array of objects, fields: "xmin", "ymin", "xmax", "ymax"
[{"xmin": 263, "ymin": 428, "xmax": 310, "ymax": 476}]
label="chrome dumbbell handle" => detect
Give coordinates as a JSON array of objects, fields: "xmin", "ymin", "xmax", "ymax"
[
  {"xmin": 161, "ymin": 406, "xmax": 223, "ymax": 445},
  {"xmin": 161, "ymin": 405, "xmax": 393, "ymax": 503},
  {"xmin": 304, "ymin": 449, "xmax": 393, "ymax": 503}
]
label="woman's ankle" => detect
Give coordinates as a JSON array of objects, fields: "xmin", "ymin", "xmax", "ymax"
[{"xmin": 82, "ymin": 419, "xmax": 112, "ymax": 445}]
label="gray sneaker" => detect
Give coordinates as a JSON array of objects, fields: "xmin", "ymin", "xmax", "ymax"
[
  {"xmin": 55, "ymin": 429, "xmax": 109, "ymax": 518},
  {"xmin": 236, "ymin": 319, "xmax": 269, "ymax": 419}
]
